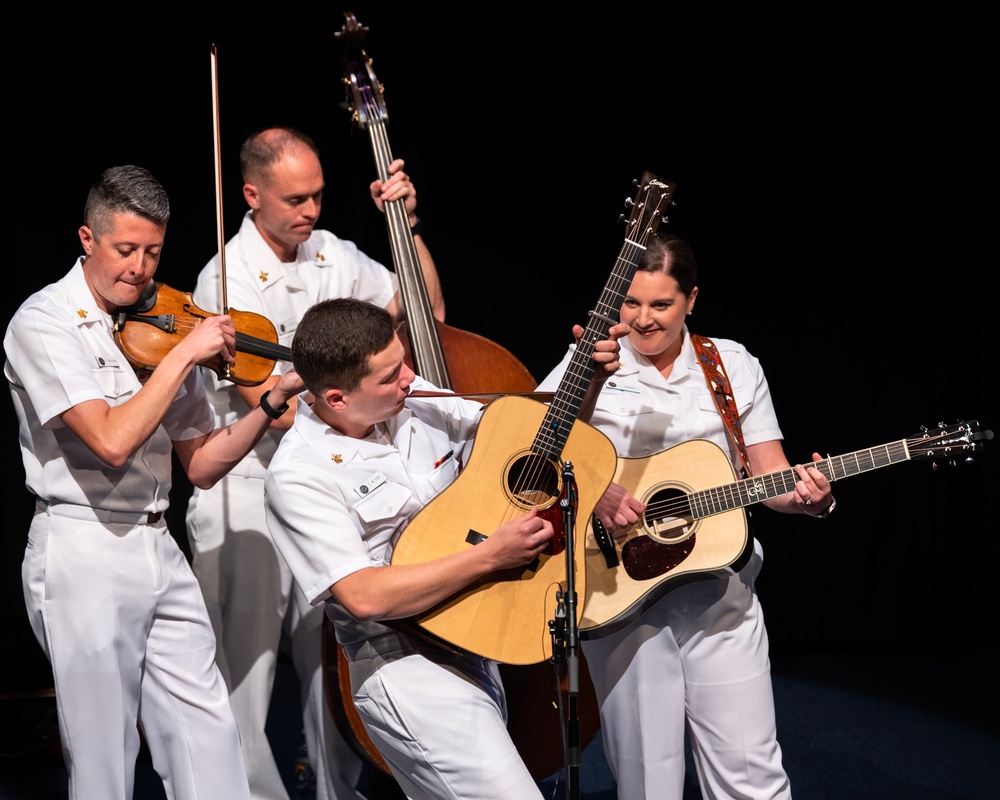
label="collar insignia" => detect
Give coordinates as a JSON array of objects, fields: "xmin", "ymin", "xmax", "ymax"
[
  {"xmin": 77, "ymin": 308, "xmax": 88, "ymax": 318},
  {"xmin": 332, "ymin": 453, "xmax": 343, "ymax": 464},
  {"xmin": 259, "ymin": 271, "xmax": 269, "ymax": 283}
]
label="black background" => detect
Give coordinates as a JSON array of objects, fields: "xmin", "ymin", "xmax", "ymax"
[{"xmin": 4, "ymin": 5, "xmax": 996, "ymax": 693}]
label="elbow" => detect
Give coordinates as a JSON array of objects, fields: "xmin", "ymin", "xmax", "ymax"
[
  {"xmin": 340, "ymin": 596, "xmax": 385, "ymax": 623},
  {"xmin": 94, "ymin": 444, "xmax": 133, "ymax": 471},
  {"xmin": 334, "ymin": 584, "xmax": 387, "ymax": 623}
]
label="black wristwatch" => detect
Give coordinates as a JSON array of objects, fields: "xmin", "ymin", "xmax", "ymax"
[{"xmin": 259, "ymin": 390, "xmax": 289, "ymax": 420}]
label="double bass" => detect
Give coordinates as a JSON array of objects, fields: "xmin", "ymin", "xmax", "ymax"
[{"xmin": 321, "ymin": 12, "xmax": 601, "ymax": 783}]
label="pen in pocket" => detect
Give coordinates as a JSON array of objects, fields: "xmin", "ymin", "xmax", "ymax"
[{"xmin": 433, "ymin": 450, "xmax": 454, "ymax": 469}]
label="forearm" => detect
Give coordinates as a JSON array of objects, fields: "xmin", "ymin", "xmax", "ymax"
[
  {"xmin": 236, "ymin": 376, "xmax": 298, "ymax": 432},
  {"xmin": 60, "ymin": 343, "xmax": 197, "ymax": 468},
  {"xmin": 414, "ymin": 235, "xmax": 446, "ymax": 322},
  {"xmin": 334, "ymin": 545, "xmax": 501, "ymax": 622}
]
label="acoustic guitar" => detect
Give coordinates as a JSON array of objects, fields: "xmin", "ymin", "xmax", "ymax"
[
  {"xmin": 579, "ymin": 419, "xmax": 993, "ymax": 637},
  {"xmin": 390, "ymin": 171, "xmax": 678, "ymax": 665}
]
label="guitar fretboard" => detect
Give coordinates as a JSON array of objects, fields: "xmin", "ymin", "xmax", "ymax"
[
  {"xmin": 534, "ymin": 174, "xmax": 676, "ymax": 460},
  {"xmin": 690, "ymin": 439, "xmax": 912, "ymax": 518}
]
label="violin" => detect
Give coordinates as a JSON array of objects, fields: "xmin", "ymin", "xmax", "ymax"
[{"xmin": 113, "ymin": 280, "xmax": 291, "ymax": 386}]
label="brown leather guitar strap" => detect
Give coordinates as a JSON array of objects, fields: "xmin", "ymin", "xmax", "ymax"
[{"xmin": 689, "ymin": 334, "xmax": 752, "ymax": 477}]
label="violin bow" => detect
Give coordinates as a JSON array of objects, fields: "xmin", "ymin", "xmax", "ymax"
[{"xmin": 210, "ymin": 44, "xmax": 231, "ymax": 380}]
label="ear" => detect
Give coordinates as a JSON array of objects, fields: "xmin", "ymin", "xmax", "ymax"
[
  {"xmin": 79, "ymin": 225, "xmax": 95, "ymax": 255},
  {"xmin": 687, "ymin": 286, "xmax": 699, "ymax": 314},
  {"xmin": 321, "ymin": 387, "xmax": 347, "ymax": 412},
  {"xmin": 243, "ymin": 182, "xmax": 260, "ymax": 209}
]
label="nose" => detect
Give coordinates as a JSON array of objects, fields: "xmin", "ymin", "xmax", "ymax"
[
  {"xmin": 400, "ymin": 363, "xmax": 416, "ymax": 388},
  {"xmin": 302, "ymin": 196, "xmax": 321, "ymax": 220},
  {"xmin": 633, "ymin": 307, "xmax": 653, "ymax": 328},
  {"xmin": 126, "ymin": 250, "xmax": 151, "ymax": 277}
]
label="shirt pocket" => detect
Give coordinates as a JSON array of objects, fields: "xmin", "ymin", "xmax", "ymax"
[
  {"xmin": 272, "ymin": 314, "xmax": 299, "ymax": 347},
  {"xmin": 421, "ymin": 455, "xmax": 459, "ymax": 501},
  {"xmin": 599, "ymin": 383, "xmax": 652, "ymax": 420},
  {"xmin": 91, "ymin": 366, "xmax": 134, "ymax": 403},
  {"xmin": 354, "ymin": 480, "xmax": 413, "ymax": 525}
]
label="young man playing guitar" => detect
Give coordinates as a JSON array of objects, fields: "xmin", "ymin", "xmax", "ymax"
[{"xmin": 264, "ymin": 297, "xmax": 626, "ymax": 799}]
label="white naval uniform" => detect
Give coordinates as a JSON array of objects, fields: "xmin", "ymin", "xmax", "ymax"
[
  {"xmin": 186, "ymin": 211, "xmax": 396, "ymax": 800},
  {"xmin": 264, "ymin": 379, "xmax": 543, "ymax": 800},
  {"xmin": 537, "ymin": 331, "xmax": 792, "ymax": 800},
  {"xmin": 4, "ymin": 259, "xmax": 249, "ymax": 800}
]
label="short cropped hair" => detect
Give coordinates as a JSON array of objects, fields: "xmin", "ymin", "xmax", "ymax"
[
  {"xmin": 240, "ymin": 126, "xmax": 319, "ymax": 186},
  {"xmin": 84, "ymin": 165, "xmax": 170, "ymax": 240},
  {"xmin": 292, "ymin": 298, "xmax": 396, "ymax": 395}
]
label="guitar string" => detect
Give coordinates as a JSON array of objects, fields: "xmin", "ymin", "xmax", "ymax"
[{"xmin": 632, "ymin": 436, "xmax": 951, "ymax": 525}]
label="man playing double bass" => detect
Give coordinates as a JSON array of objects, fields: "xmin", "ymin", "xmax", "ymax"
[
  {"xmin": 184, "ymin": 126, "xmax": 444, "ymax": 800},
  {"xmin": 3, "ymin": 164, "xmax": 303, "ymax": 800}
]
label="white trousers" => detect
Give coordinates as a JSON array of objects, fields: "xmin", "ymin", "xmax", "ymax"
[
  {"xmin": 349, "ymin": 646, "xmax": 541, "ymax": 800},
  {"xmin": 23, "ymin": 508, "xmax": 249, "ymax": 800},
  {"xmin": 186, "ymin": 469, "xmax": 364, "ymax": 800},
  {"xmin": 582, "ymin": 542, "xmax": 791, "ymax": 800}
]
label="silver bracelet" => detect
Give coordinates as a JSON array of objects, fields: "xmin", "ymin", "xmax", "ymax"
[{"xmin": 810, "ymin": 497, "xmax": 837, "ymax": 519}]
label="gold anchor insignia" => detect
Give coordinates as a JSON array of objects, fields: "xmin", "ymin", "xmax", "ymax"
[
  {"xmin": 258, "ymin": 270, "xmax": 268, "ymax": 283},
  {"xmin": 332, "ymin": 453, "xmax": 343, "ymax": 464},
  {"xmin": 316, "ymin": 252, "xmax": 325, "ymax": 262},
  {"xmin": 77, "ymin": 308, "xmax": 88, "ymax": 318}
]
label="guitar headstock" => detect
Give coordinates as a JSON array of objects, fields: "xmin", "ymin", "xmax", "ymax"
[
  {"xmin": 336, "ymin": 12, "xmax": 387, "ymax": 129},
  {"xmin": 907, "ymin": 420, "xmax": 993, "ymax": 465},
  {"xmin": 622, "ymin": 172, "xmax": 677, "ymax": 246}
]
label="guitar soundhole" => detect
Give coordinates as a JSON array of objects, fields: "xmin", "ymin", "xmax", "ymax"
[
  {"xmin": 505, "ymin": 453, "xmax": 565, "ymax": 555},
  {"xmin": 641, "ymin": 486, "xmax": 694, "ymax": 545},
  {"xmin": 505, "ymin": 453, "xmax": 560, "ymax": 508}
]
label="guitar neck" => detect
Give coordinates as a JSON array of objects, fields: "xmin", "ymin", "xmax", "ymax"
[
  {"xmin": 535, "ymin": 242, "xmax": 644, "ymax": 459},
  {"xmin": 691, "ymin": 438, "xmax": 914, "ymax": 518},
  {"xmin": 536, "ymin": 172, "xmax": 677, "ymax": 460}
]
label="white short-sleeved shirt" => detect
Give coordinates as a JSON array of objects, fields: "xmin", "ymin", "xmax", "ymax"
[
  {"xmin": 4, "ymin": 258, "xmax": 214, "ymax": 511},
  {"xmin": 192, "ymin": 211, "xmax": 398, "ymax": 463},
  {"xmin": 264, "ymin": 377, "xmax": 483, "ymax": 657},
  {"xmin": 537, "ymin": 330, "xmax": 783, "ymax": 464}
]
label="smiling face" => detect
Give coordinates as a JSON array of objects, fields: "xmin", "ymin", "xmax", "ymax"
[
  {"xmin": 620, "ymin": 269, "xmax": 698, "ymax": 370},
  {"xmin": 244, "ymin": 141, "xmax": 324, "ymax": 262},
  {"xmin": 79, "ymin": 212, "xmax": 166, "ymax": 314}
]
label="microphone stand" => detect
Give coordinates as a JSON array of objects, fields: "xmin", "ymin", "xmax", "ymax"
[{"xmin": 549, "ymin": 460, "xmax": 581, "ymax": 800}]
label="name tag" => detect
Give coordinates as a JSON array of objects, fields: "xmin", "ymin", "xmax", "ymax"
[
  {"xmin": 96, "ymin": 354, "xmax": 123, "ymax": 369},
  {"xmin": 605, "ymin": 380, "xmax": 641, "ymax": 395},
  {"xmin": 354, "ymin": 471, "xmax": 387, "ymax": 499}
]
